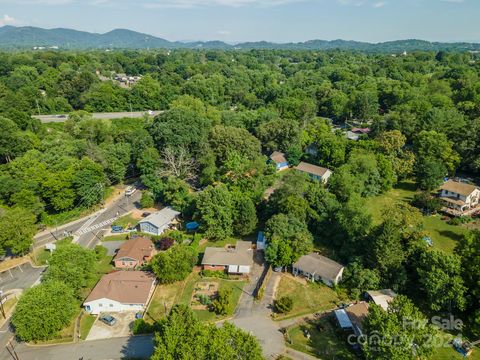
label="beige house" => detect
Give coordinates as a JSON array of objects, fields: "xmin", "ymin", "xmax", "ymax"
[
  {"xmin": 366, "ymin": 289, "xmax": 396, "ymax": 311},
  {"xmin": 292, "ymin": 253, "xmax": 344, "ymax": 286},
  {"xmin": 439, "ymin": 180, "xmax": 480, "ymax": 216},
  {"xmin": 201, "ymin": 241, "xmax": 254, "ymax": 274},
  {"xmin": 295, "ymin": 162, "xmax": 332, "ymax": 184}
]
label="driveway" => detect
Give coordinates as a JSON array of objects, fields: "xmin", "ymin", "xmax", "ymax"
[
  {"xmin": 99, "ymin": 240, "xmax": 125, "ymax": 256},
  {"xmin": 229, "ymin": 253, "xmax": 285, "ymax": 359},
  {"xmin": 86, "ymin": 312, "xmax": 136, "ymax": 341}
]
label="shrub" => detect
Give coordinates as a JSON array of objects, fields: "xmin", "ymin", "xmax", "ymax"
[
  {"xmin": 140, "ymin": 191, "xmax": 154, "ymax": 209},
  {"xmin": 448, "ymin": 216, "xmax": 473, "ymax": 226},
  {"xmin": 200, "ymin": 269, "xmax": 229, "ymax": 279},
  {"xmin": 132, "ymin": 318, "xmax": 159, "ymax": 335},
  {"xmin": 412, "ymin": 192, "xmax": 442, "ymax": 214},
  {"xmin": 274, "ymin": 296, "xmax": 293, "ymax": 313},
  {"xmin": 212, "ymin": 288, "xmax": 233, "ymax": 315},
  {"xmin": 196, "ymin": 294, "xmax": 212, "ymax": 306},
  {"xmin": 158, "ymin": 237, "xmax": 175, "ymax": 251}
]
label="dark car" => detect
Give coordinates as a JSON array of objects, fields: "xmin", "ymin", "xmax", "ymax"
[
  {"xmin": 99, "ymin": 315, "xmax": 116, "ymax": 326},
  {"xmin": 111, "ymin": 225, "xmax": 123, "ymax": 233}
]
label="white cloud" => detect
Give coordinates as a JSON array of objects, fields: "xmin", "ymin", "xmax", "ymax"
[
  {"xmin": 143, "ymin": 0, "xmax": 306, "ymax": 8},
  {"xmin": 372, "ymin": 1, "xmax": 385, "ymax": 7},
  {"xmin": 337, "ymin": 0, "xmax": 387, "ymax": 7},
  {"xmin": 0, "ymin": 14, "xmax": 17, "ymax": 26},
  {"xmin": 440, "ymin": 0, "xmax": 464, "ymax": 3}
]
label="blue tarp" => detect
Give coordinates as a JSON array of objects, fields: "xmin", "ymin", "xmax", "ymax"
[{"xmin": 186, "ymin": 222, "xmax": 199, "ymax": 231}]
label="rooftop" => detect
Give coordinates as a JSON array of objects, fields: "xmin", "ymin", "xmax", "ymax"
[
  {"xmin": 293, "ymin": 253, "xmax": 344, "ymax": 282},
  {"xmin": 202, "ymin": 241, "xmax": 254, "ymax": 267},
  {"xmin": 441, "ymin": 180, "xmax": 478, "ymax": 197},
  {"xmin": 85, "ymin": 271, "xmax": 155, "ymax": 304},
  {"xmin": 295, "ymin": 162, "xmax": 330, "ymax": 177},
  {"xmin": 139, "ymin": 207, "xmax": 180, "ymax": 229},
  {"xmin": 345, "ymin": 302, "xmax": 370, "ymax": 330},
  {"xmin": 366, "ymin": 289, "xmax": 396, "ymax": 311},
  {"xmin": 269, "ymin": 151, "xmax": 288, "ymax": 164},
  {"xmin": 114, "ymin": 237, "xmax": 154, "ymax": 262}
]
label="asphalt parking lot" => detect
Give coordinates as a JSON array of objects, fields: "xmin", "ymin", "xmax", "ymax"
[
  {"xmin": 86, "ymin": 312, "xmax": 136, "ymax": 341},
  {"xmin": 99, "ymin": 240, "xmax": 125, "ymax": 256},
  {"xmin": 0, "ymin": 263, "xmax": 45, "ymax": 292}
]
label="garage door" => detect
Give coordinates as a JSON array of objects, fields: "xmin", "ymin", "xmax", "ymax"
[
  {"xmin": 228, "ymin": 265, "xmax": 238, "ymax": 273},
  {"xmin": 238, "ymin": 266, "xmax": 250, "ymax": 274}
]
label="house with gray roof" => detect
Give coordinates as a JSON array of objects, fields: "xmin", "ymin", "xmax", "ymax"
[
  {"xmin": 292, "ymin": 253, "xmax": 344, "ymax": 286},
  {"xmin": 295, "ymin": 162, "xmax": 332, "ymax": 184},
  {"xmin": 138, "ymin": 207, "xmax": 180, "ymax": 236},
  {"xmin": 201, "ymin": 241, "xmax": 254, "ymax": 274}
]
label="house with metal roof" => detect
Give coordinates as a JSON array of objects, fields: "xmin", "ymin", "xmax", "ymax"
[
  {"xmin": 292, "ymin": 253, "xmax": 344, "ymax": 286},
  {"xmin": 295, "ymin": 162, "xmax": 332, "ymax": 184},
  {"xmin": 201, "ymin": 241, "xmax": 254, "ymax": 274},
  {"xmin": 366, "ymin": 289, "xmax": 396, "ymax": 311},
  {"xmin": 83, "ymin": 271, "xmax": 156, "ymax": 315},
  {"xmin": 138, "ymin": 207, "xmax": 180, "ymax": 235},
  {"xmin": 439, "ymin": 180, "xmax": 480, "ymax": 216}
]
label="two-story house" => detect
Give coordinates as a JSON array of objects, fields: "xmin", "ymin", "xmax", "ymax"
[{"xmin": 439, "ymin": 180, "xmax": 480, "ymax": 216}]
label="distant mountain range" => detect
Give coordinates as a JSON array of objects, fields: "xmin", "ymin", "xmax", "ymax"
[{"xmin": 1, "ymin": 26, "xmax": 480, "ymax": 52}]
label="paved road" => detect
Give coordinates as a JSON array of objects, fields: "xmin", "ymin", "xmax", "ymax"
[
  {"xmin": 34, "ymin": 189, "xmax": 141, "ymax": 250},
  {"xmin": 0, "ymin": 263, "xmax": 44, "ymax": 293},
  {"xmin": 0, "ymin": 335, "xmax": 154, "ymax": 360},
  {"xmin": 76, "ymin": 190, "xmax": 141, "ymax": 249},
  {"xmin": 34, "ymin": 111, "xmax": 162, "ymax": 123}
]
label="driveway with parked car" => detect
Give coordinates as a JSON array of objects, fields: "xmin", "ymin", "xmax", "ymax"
[{"xmin": 86, "ymin": 312, "xmax": 136, "ymax": 341}]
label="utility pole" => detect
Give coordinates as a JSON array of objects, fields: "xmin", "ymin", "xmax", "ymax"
[{"xmin": 0, "ymin": 291, "xmax": 6, "ymax": 319}]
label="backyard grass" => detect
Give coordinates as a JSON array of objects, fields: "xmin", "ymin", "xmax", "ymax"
[
  {"xmin": 274, "ymin": 275, "xmax": 341, "ymax": 321},
  {"xmin": 286, "ymin": 316, "xmax": 356, "ymax": 359},
  {"xmin": 79, "ymin": 314, "xmax": 96, "ymax": 340},
  {"xmin": 432, "ymin": 332, "xmax": 480, "ymax": 360},
  {"xmin": 145, "ymin": 271, "xmax": 247, "ymax": 323},
  {"xmin": 366, "ymin": 180, "xmax": 468, "ymax": 254},
  {"xmin": 31, "ymin": 238, "xmax": 73, "ymax": 266}
]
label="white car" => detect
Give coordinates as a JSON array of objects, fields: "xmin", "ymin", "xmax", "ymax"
[{"xmin": 125, "ymin": 186, "xmax": 136, "ymax": 196}]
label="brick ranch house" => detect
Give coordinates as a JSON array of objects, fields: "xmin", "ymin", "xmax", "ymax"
[
  {"xmin": 113, "ymin": 237, "xmax": 154, "ymax": 269},
  {"xmin": 201, "ymin": 241, "xmax": 254, "ymax": 274}
]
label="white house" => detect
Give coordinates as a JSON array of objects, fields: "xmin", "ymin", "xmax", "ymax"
[
  {"xmin": 295, "ymin": 162, "xmax": 332, "ymax": 184},
  {"xmin": 366, "ymin": 289, "xmax": 396, "ymax": 311},
  {"xmin": 201, "ymin": 241, "xmax": 254, "ymax": 274},
  {"xmin": 292, "ymin": 253, "xmax": 344, "ymax": 286},
  {"xmin": 439, "ymin": 180, "xmax": 480, "ymax": 216},
  {"xmin": 138, "ymin": 207, "xmax": 180, "ymax": 236},
  {"xmin": 83, "ymin": 271, "xmax": 156, "ymax": 315}
]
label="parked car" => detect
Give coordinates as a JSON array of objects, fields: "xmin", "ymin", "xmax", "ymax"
[
  {"xmin": 100, "ymin": 315, "xmax": 116, "ymax": 326},
  {"xmin": 125, "ymin": 186, "xmax": 136, "ymax": 196},
  {"xmin": 111, "ymin": 225, "xmax": 123, "ymax": 233}
]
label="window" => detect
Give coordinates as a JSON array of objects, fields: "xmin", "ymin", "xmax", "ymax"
[
  {"xmin": 109, "ymin": 304, "xmax": 113, "ymax": 307},
  {"xmin": 99, "ymin": 303, "xmax": 103, "ymax": 307}
]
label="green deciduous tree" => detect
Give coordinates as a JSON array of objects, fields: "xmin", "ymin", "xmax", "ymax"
[
  {"xmin": 151, "ymin": 244, "xmax": 197, "ymax": 284},
  {"xmin": 0, "ymin": 206, "xmax": 36, "ymax": 255},
  {"xmin": 12, "ymin": 281, "xmax": 77, "ymax": 342}
]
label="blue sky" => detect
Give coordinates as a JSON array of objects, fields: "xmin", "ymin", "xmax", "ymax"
[{"xmin": 0, "ymin": 0, "xmax": 478, "ymax": 43}]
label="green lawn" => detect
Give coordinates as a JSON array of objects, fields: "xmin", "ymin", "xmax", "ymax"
[
  {"xmin": 366, "ymin": 181, "xmax": 468, "ymax": 254},
  {"xmin": 286, "ymin": 316, "xmax": 356, "ymax": 359},
  {"xmin": 432, "ymin": 332, "xmax": 480, "ymax": 360},
  {"xmin": 112, "ymin": 213, "xmax": 138, "ymax": 229},
  {"xmin": 101, "ymin": 233, "xmax": 130, "ymax": 241},
  {"xmin": 274, "ymin": 275, "xmax": 341, "ymax": 321},
  {"xmin": 146, "ymin": 271, "xmax": 246, "ymax": 323},
  {"xmin": 79, "ymin": 314, "xmax": 96, "ymax": 340}
]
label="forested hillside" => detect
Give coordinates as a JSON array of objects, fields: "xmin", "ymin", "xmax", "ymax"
[{"xmin": 1, "ymin": 49, "xmax": 480, "ymax": 349}]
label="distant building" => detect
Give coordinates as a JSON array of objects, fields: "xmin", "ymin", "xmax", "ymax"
[
  {"xmin": 269, "ymin": 151, "xmax": 289, "ymax": 171},
  {"xmin": 201, "ymin": 241, "xmax": 254, "ymax": 274},
  {"xmin": 295, "ymin": 162, "xmax": 332, "ymax": 184},
  {"xmin": 83, "ymin": 271, "xmax": 156, "ymax": 315},
  {"xmin": 292, "ymin": 253, "xmax": 344, "ymax": 286},
  {"xmin": 138, "ymin": 207, "xmax": 180, "ymax": 236},
  {"xmin": 346, "ymin": 127, "xmax": 370, "ymax": 141},
  {"xmin": 439, "ymin": 180, "xmax": 480, "ymax": 216},
  {"xmin": 113, "ymin": 237, "xmax": 154, "ymax": 269},
  {"xmin": 366, "ymin": 289, "xmax": 396, "ymax": 311}
]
